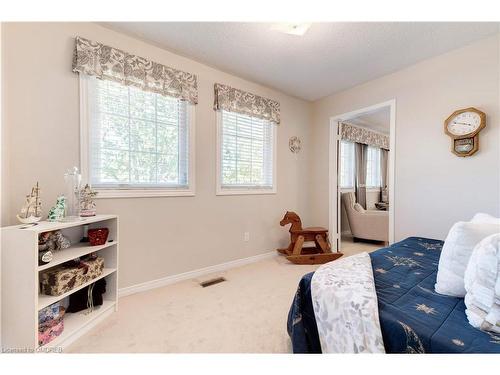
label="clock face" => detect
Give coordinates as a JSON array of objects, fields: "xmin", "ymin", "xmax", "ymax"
[{"xmin": 447, "ymin": 111, "xmax": 482, "ymax": 136}]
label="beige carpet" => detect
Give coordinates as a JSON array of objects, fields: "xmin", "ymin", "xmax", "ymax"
[
  {"xmin": 67, "ymin": 243, "xmax": 381, "ymax": 353},
  {"xmin": 340, "ymin": 235, "xmax": 385, "ymax": 254}
]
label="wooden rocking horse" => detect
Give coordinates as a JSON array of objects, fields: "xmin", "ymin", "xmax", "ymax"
[{"xmin": 277, "ymin": 211, "xmax": 343, "ymax": 265}]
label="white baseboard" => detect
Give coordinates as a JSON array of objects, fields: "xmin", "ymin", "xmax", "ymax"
[{"xmin": 118, "ymin": 251, "xmax": 277, "ymax": 298}]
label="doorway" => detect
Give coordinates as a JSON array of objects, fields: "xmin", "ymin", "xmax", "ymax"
[{"xmin": 329, "ymin": 100, "xmax": 396, "ymax": 254}]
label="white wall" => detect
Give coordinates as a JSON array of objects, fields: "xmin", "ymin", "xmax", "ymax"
[
  {"xmin": 0, "ymin": 21, "xmax": 3, "ymax": 347},
  {"xmin": 311, "ymin": 35, "xmax": 500, "ymax": 241},
  {"xmin": 1, "ymin": 23, "xmax": 313, "ymax": 288},
  {"xmin": 1, "ymin": 24, "xmax": 7, "ymax": 228},
  {"xmin": 3, "ymin": 24, "xmax": 499, "ymax": 290}
]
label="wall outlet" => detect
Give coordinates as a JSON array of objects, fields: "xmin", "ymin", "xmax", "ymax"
[{"xmin": 243, "ymin": 232, "xmax": 250, "ymax": 242}]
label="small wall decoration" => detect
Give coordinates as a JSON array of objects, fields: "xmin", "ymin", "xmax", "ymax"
[
  {"xmin": 17, "ymin": 182, "xmax": 42, "ymax": 224},
  {"xmin": 47, "ymin": 196, "xmax": 66, "ymax": 222},
  {"xmin": 289, "ymin": 136, "xmax": 302, "ymax": 154},
  {"xmin": 444, "ymin": 107, "xmax": 486, "ymax": 157},
  {"xmin": 80, "ymin": 184, "xmax": 98, "ymax": 217}
]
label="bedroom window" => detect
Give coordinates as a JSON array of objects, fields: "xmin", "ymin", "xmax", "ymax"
[
  {"xmin": 80, "ymin": 76, "xmax": 195, "ymax": 198},
  {"xmin": 216, "ymin": 110, "xmax": 276, "ymax": 195},
  {"xmin": 339, "ymin": 140, "xmax": 356, "ymax": 189},
  {"xmin": 366, "ymin": 146, "xmax": 382, "ymax": 188}
]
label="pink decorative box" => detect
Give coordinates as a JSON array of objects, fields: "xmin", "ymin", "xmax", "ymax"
[{"xmin": 38, "ymin": 308, "xmax": 65, "ymax": 346}]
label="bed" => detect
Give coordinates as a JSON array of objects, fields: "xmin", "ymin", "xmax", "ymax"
[{"xmin": 287, "ymin": 237, "xmax": 500, "ymax": 353}]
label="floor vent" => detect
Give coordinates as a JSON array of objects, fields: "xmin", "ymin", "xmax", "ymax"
[{"xmin": 199, "ymin": 277, "xmax": 226, "ymax": 288}]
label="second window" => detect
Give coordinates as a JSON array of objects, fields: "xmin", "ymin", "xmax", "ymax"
[{"xmin": 217, "ymin": 110, "xmax": 276, "ymax": 194}]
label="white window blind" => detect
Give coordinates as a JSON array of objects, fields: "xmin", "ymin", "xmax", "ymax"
[
  {"xmin": 86, "ymin": 76, "xmax": 191, "ymax": 190},
  {"xmin": 366, "ymin": 146, "xmax": 382, "ymax": 188},
  {"xmin": 219, "ymin": 110, "xmax": 275, "ymax": 191},
  {"xmin": 340, "ymin": 140, "xmax": 355, "ymax": 189}
]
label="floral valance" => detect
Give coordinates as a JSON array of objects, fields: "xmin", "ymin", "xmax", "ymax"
[
  {"xmin": 341, "ymin": 123, "xmax": 389, "ymax": 150},
  {"xmin": 73, "ymin": 36, "xmax": 198, "ymax": 104},
  {"xmin": 213, "ymin": 83, "xmax": 280, "ymax": 124}
]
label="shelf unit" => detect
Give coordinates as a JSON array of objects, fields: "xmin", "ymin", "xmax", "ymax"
[{"xmin": 1, "ymin": 214, "xmax": 119, "ymax": 351}]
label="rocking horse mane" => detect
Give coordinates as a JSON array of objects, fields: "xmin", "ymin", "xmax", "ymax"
[{"xmin": 280, "ymin": 211, "xmax": 303, "ymax": 231}]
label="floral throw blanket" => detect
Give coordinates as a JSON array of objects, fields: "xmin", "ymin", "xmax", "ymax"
[{"xmin": 311, "ymin": 252, "xmax": 385, "ymax": 353}]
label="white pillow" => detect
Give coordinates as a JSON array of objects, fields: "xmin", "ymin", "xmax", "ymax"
[
  {"xmin": 435, "ymin": 221, "xmax": 500, "ymax": 297},
  {"xmin": 353, "ymin": 203, "xmax": 365, "ymax": 213},
  {"xmin": 471, "ymin": 213, "xmax": 500, "ymax": 225},
  {"xmin": 464, "ymin": 233, "xmax": 500, "ymax": 333}
]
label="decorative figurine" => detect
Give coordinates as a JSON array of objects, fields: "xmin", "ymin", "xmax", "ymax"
[
  {"xmin": 39, "ymin": 230, "xmax": 71, "ymax": 252},
  {"xmin": 38, "ymin": 230, "xmax": 70, "ymax": 266},
  {"xmin": 47, "ymin": 196, "xmax": 66, "ymax": 222},
  {"xmin": 79, "ymin": 184, "xmax": 98, "ymax": 217},
  {"xmin": 277, "ymin": 211, "xmax": 343, "ymax": 265},
  {"xmin": 39, "ymin": 250, "xmax": 53, "ymax": 266},
  {"xmin": 16, "ymin": 182, "xmax": 42, "ymax": 224}
]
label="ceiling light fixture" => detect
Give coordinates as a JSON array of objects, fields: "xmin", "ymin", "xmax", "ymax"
[{"xmin": 271, "ymin": 23, "xmax": 311, "ymax": 36}]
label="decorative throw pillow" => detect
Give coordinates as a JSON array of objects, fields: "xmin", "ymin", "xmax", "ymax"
[
  {"xmin": 353, "ymin": 203, "xmax": 366, "ymax": 213},
  {"xmin": 471, "ymin": 213, "xmax": 500, "ymax": 225},
  {"xmin": 435, "ymin": 221, "xmax": 500, "ymax": 297},
  {"xmin": 464, "ymin": 233, "xmax": 500, "ymax": 333}
]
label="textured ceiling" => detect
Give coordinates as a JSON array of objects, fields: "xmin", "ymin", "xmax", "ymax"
[{"xmin": 104, "ymin": 22, "xmax": 499, "ymax": 101}]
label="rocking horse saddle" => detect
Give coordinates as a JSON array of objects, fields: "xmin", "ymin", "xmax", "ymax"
[{"xmin": 295, "ymin": 226, "xmax": 328, "ymax": 234}]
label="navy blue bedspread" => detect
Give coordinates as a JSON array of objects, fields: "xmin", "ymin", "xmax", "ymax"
[{"xmin": 287, "ymin": 237, "xmax": 500, "ymax": 353}]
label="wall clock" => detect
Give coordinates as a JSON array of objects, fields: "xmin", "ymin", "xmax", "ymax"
[{"xmin": 444, "ymin": 107, "xmax": 486, "ymax": 157}]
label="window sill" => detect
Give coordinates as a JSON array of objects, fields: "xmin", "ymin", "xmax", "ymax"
[
  {"xmin": 340, "ymin": 187, "xmax": 380, "ymax": 192},
  {"xmin": 340, "ymin": 187, "xmax": 355, "ymax": 192},
  {"xmin": 94, "ymin": 188, "xmax": 195, "ymax": 199},
  {"xmin": 216, "ymin": 188, "xmax": 276, "ymax": 196}
]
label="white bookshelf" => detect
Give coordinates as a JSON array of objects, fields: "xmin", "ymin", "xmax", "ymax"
[{"xmin": 1, "ymin": 214, "xmax": 119, "ymax": 351}]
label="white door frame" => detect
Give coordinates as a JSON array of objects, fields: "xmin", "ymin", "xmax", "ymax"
[{"xmin": 329, "ymin": 99, "xmax": 396, "ymax": 251}]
